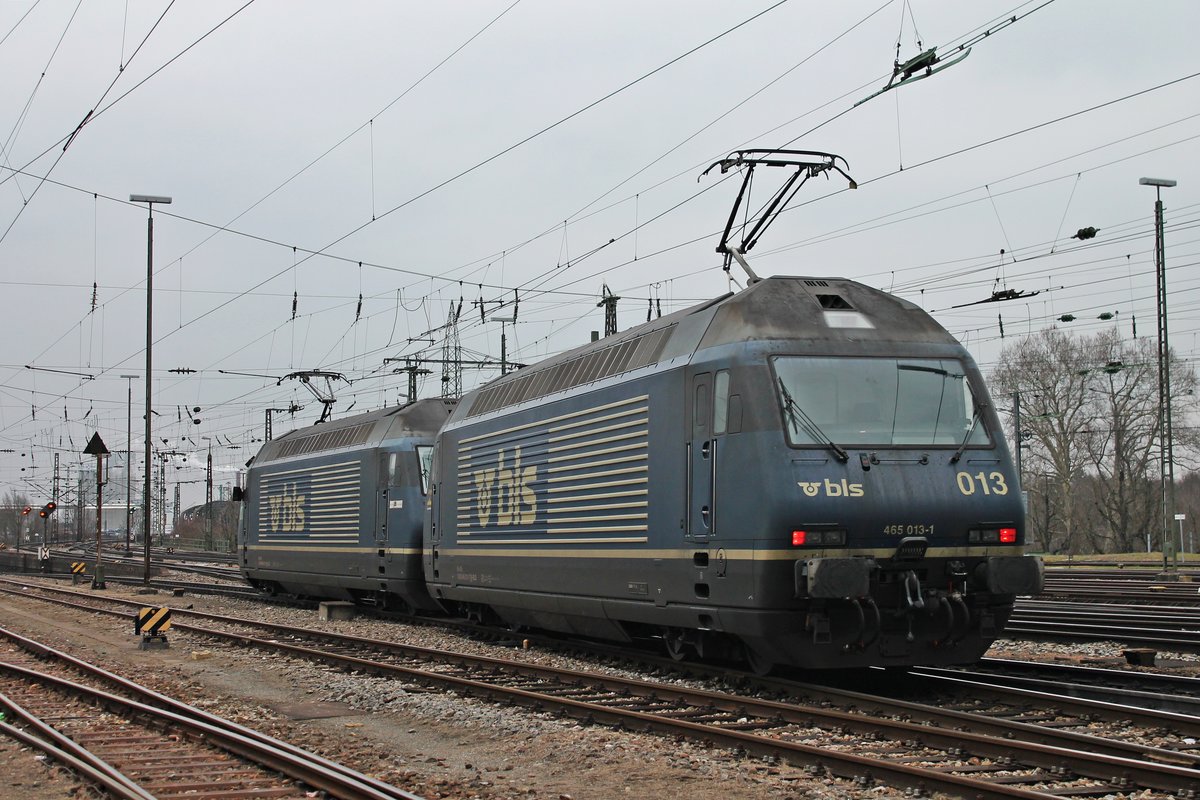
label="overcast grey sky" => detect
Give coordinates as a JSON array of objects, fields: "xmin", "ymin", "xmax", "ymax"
[{"xmin": 2, "ymin": 0, "xmax": 1197, "ymax": 508}]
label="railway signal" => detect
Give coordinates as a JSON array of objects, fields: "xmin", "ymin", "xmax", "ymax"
[{"xmin": 84, "ymin": 432, "xmax": 110, "ymax": 589}]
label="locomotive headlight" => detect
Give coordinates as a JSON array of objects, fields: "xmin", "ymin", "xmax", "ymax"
[
  {"xmin": 792, "ymin": 529, "xmax": 846, "ymax": 546},
  {"xmin": 968, "ymin": 527, "xmax": 1019, "ymax": 544}
]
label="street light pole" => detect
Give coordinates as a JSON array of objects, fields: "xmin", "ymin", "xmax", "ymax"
[
  {"xmin": 131, "ymin": 194, "xmax": 171, "ymax": 584},
  {"xmin": 1139, "ymin": 176, "xmax": 1177, "ymax": 573},
  {"xmin": 120, "ymin": 374, "xmax": 137, "ymax": 555}
]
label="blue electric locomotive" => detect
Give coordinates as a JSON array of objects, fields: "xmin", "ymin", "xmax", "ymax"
[
  {"xmin": 424, "ymin": 276, "xmax": 1043, "ymax": 671},
  {"xmin": 239, "ymin": 398, "xmax": 455, "ymax": 611}
]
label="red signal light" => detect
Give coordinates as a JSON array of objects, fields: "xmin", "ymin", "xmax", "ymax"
[
  {"xmin": 45, "ymin": 501, "xmax": 56, "ymax": 512},
  {"xmin": 21, "ymin": 506, "xmax": 31, "ymax": 516},
  {"xmin": 38, "ymin": 509, "xmax": 48, "ymax": 519},
  {"xmin": 999, "ymin": 527, "xmax": 1017, "ymax": 543},
  {"xmin": 791, "ymin": 530, "xmax": 806, "ymax": 546}
]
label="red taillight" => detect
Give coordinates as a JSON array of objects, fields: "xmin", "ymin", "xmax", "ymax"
[
  {"xmin": 999, "ymin": 527, "xmax": 1017, "ymax": 543},
  {"xmin": 792, "ymin": 530, "xmax": 806, "ymax": 546}
]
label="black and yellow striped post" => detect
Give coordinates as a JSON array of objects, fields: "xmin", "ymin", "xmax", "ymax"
[
  {"xmin": 70, "ymin": 562, "xmax": 86, "ymax": 585},
  {"xmin": 135, "ymin": 606, "xmax": 171, "ymax": 650}
]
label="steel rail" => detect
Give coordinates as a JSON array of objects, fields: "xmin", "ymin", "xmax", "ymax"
[
  {"xmin": 1003, "ymin": 619, "xmax": 1200, "ymax": 650},
  {"xmin": 1019, "ymin": 599, "xmax": 1200, "ymax": 622},
  {"xmin": 947, "ymin": 657, "xmax": 1200, "ymax": 715},
  {"xmin": 898, "ymin": 667, "xmax": 1200, "ymax": 735},
  {"xmin": 975, "ymin": 656, "xmax": 1200, "ymax": 692}
]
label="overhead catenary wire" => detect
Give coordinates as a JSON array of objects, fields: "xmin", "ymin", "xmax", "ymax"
[
  {"xmin": 3, "ymin": 0, "xmax": 796, "ymax": 398},
  {"xmin": 0, "ymin": 0, "xmax": 87, "ymax": 206},
  {"xmin": 531, "ymin": 79, "xmax": 1200, "ymax": 303},
  {"xmin": 7, "ymin": 19, "xmax": 1190, "ymax": 407},
  {"xmin": 0, "ymin": 0, "xmax": 257, "ymax": 247},
  {"xmin": 4, "ymin": 71, "xmax": 1195, "ymax": 429}
]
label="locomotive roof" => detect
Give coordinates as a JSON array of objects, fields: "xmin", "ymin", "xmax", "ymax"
[
  {"xmin": 458, "ymin": 276, "xmax": 959, "ymax": 420},
  {"xmin": 696, "ymin": 275, "xmax": 954, "ymax": 348},
  {"xmin": 252, "ymin": 397, "xmax": 455, "ymax": 465}
]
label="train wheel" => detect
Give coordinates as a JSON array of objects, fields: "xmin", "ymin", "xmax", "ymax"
[
  {"xmin": 742, "ymin": 644, "xmax": 775, "ymax": 676},
  {"xmin": 662, "ymin": 628, "xmax": 689, "ymax": 661}
]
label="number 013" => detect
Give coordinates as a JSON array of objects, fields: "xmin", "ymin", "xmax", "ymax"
[{"xmin": 955, "ymin": 471, "xmax": 1008, "ymax": 496}]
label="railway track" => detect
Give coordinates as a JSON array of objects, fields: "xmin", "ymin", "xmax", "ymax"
[
  {"xmin": 47, "ymin": 545, "xmax": 242, "ymax": 581},
  {"xmin": 1006, "ymin": 598, "xmax": 1200, "ymax": 651},
  {"xmin": 23, "ymin": 564, "xmax": 261, "ymax": 599},
  {"xmin": 0, "ymin": 626, "xmax": 423, "ymax": 800},
  {"xmin": 31, "ymin": 561, "xmax": 1200, "ymax": 654},
  {"xmin": 1044, "ymin": 564, "xmax": 1200, "ymax": 578},
  {"xmin": 3, "ymin": 579, "xmax": 1198, "ymax": 799},
  {"xmin": 1041, "ymin": 568, "xmax": 1200, "ymax": 604},
  {"xmin": 15, "ymin": 551, "xmax": 1200, "ymax": 651},
  {"xmin": 922, "ymin": 657, "xmax": 1200, "ymax": 715}
]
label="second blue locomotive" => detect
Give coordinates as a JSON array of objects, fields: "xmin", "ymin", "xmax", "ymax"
[{"xmin": 239, "ymin": 399, "xmax": 454, "ymax": 612}]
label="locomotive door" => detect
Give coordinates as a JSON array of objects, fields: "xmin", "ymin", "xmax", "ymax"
[
  {"xmin": 688, "ymin": 370, "xmax": 732, "ymax": 540},
  {"xmin": 378, "ymin": 453, "xmax": 395, "ymax": 551},
  {"xmin": 688, "ymin": 372, "xmax": 714, "ymax": 539},
  {"xmin": 377, "ymin": 489, "xmax": 390, "ymax": 547},
  {"xmin": 427, "ymin": 441, "xmax": 443, "ymax": 581}
]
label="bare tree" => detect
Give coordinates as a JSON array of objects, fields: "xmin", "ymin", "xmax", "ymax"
[
  {"xmin": 991, "ymin": 328, "xmax": 1100, "ymax": 554},
  {"xmin": 1, "ymin": 489, "xmax": 31, "ymax": 546},
  {"xmin": 994, "ymin": 326, "xmax": 1200, "ymax": 555},
  {"xmin": 1082, "ymin": 332, "xmax": 1161, "ymax": 552}
]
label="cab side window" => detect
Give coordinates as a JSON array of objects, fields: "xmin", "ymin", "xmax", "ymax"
[
  {"xmin": 416, "ymin": 445, "xmax": 433, "ymax": 494},
  {"xmin": 713, "ymin": 370, "xmax": 730, "ymax": 435}
]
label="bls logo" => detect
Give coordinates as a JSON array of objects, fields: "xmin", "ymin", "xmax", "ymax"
[
  {"xmin": 797, "ymin": 478, "xmax": 865, "ymax": 498},
  {"xmin": 473, "ymin": 447, "xmax": 537, "ymax": 526},
  {"xmin": 267, "ymin": 483, "xmax": 306, "ymax": 532}
]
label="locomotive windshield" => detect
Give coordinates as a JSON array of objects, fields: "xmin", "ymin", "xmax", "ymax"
[{"xmin": 773, "ymin": 357, "xmax": 990, "ymax": 448}]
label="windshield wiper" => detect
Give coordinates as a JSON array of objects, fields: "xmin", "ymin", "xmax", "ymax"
[
  {"xmin": 778, "ymin": 378, "xmax": 849, "ymax": 463},
  {"xmin": 949, "ymin": 404, "xmax": 985, "ymax": 464},
  {"xmin": 897, "ymin": 364, "xmax": 953, "ymax": 376}
]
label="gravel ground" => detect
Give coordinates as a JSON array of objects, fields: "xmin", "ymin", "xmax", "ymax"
[
  {"xmin": 0, "ymin": 735, "xmax": 85, "ymax": 800},
  {"xmin": 1, "ymin": 576, "xmax": 1196, "ymax": 799},
  {"xmin": 984, "ymin": 637, "xmax": 1200, "ymax": 675}
]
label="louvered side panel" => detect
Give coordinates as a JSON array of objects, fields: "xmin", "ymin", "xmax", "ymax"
[
  {"xmin": 255, "ymin": 460, "xmax": 362, "ymax": 545},
  {"xmin": 454, "ymin": 396, "xmax": 650, "ymax": 545}
]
